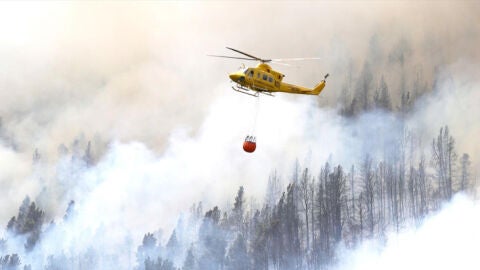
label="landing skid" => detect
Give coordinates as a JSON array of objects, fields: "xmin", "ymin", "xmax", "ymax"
[{"xmin": 231, "ymin": 84, "xmax": 274, "ymax": 97}]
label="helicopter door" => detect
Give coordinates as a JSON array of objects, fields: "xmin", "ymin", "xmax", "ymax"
[{"xmin": 268, "ymin": 76, "xmax": 274, "ymax": 86}]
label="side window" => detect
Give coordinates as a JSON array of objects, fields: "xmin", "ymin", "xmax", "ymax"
[
  {"xmin": 268, "ymin": 77, "xmax": 273, "ymax": 83},
  {"xmin": 257, "ymin": 72, "xmax": 260, "ymax": 78},
  {"xmin": 249, "ymin": 70, "xmax": 254, "ymax": 77},
  {"xmin": 263, "ymin": 74, "xmax": 268, "ymax": 80}
]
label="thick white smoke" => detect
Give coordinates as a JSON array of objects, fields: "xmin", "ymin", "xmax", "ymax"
[
  {"xmin": 335, "ymin": 194, "xmax": 480, "ymax": 270},
  {"xmin": 2, "ymin": 63, "xmax": 477, "ymax": 268}
]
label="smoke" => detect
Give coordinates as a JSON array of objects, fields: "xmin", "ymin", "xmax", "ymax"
[
  {"xmin": 1, "ymin": 1, "xmax": 479, "ymax": 157},
  {"xmin": 335, "ymin": 194, "xmax": 480, "ymax": 270},
  {"xmin": 409, "ymin": 61, "xmax": 480, "ymax": 166},
  {"xmin": 2, "ymin": 65, "xmax": 478, "ymax": 268},
  {"xmin": 0, "ymin": 145, "xmax": 33, "ymax": 223},
  {"xmin": 0, "ymin": 1, "xmax": 479, "ymax": 269}
]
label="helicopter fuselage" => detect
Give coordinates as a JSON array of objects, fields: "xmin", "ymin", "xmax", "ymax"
[{"xmin": 229, "ymin": 63, "xmax": 326, "ymax": 96}]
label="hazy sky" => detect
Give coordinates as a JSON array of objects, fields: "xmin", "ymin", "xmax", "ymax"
[{"xmin": 1, "ymin": 1, "xmax": 478, "ymax": 158}]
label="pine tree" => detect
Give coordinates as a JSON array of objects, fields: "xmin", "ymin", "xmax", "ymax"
[
  {"xmin": 137, "ymin": 233, "xmax": 159, "ymax": 269},
  {"xmin": 432, "ymin": 126, "xmax": 457, "ymax": 200},
  {"xmin": 166, "ymin": 230, "xmax": 179, "ymax": 259},
  {"xmin": 15, "ymin": 197, "xmax": 31, "ymax": 234},
  {"xmin": 83, "ymin": 141, "xmax": 93, "ymax": 166},
  {"xmin": 250, "ymin": 209, "xmax": 268, "ymax": 270},
  {"xmin": 265, "ymin": 171, "xmax": 282, "ymax": 207},
  {"xmin": 373, "ymin": 76, "xmax": 391, "ymax": 110},
  {"xmin": 231, "ymin": 187, "xmax": 245, "ymax": 230},
  {"xmin": 198, "ymin": 207, "xmax": 226, "ymax": 270},
  {"xmin": 44, "ymin": 254, "xmax": 69, "ymax": 270},
  {"xmin": 284, "ymin": 184, "xmax": 301, "ymax": 269},
  {"xmin": 182, "ymin": 246, "xmax": 195, "ymax": 270},
  {"xmin": 299, "ymin": 168, "xmax": 313, "ymax": 251},
  {"xmin": 0, "ymin": 254, "xmax": 21, "ymax": 269},
  {"xmin": 360, "ymin": 155, "xmax": 375, "ymax": 237},
  {"xmin": 145, "ymin": 257, "xmax": 176, "ymax": 270},
  {"xmin": 6, "ymin": 197, "xmax": 45, "ymax": 251},
  {"xmin": 459, "ymin": 153, "xmax": 471, "ymax": 191},
  {"xmin": 355, "ymin": 61, "xmax": 374, "ymax": 112},
  {"xmin": 0, "ymin": 238, "xmax": 6, "ymax": 253},
  {"xmin": 225, "ymin": 234, "xmax": 248, "ymax": 270}
]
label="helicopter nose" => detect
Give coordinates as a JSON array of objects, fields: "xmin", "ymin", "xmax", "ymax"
[{"xmin": 229, "ymin": 73, "xmax": 244, "ymax": 82}]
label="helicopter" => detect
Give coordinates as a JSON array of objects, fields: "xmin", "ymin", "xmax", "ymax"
[{"xmin": 209, "ymin": 47, "xmax": 329, "ymax": 97}]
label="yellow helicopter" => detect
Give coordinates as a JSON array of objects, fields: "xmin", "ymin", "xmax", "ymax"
[{"xmin": 209, "ymin": 47, "xmax": 329, "ymax": 97}]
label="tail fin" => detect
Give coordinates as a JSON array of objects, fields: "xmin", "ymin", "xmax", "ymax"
[{"xmin": 311, "ymin": 73, "xmax": 329, "ymax": 95}]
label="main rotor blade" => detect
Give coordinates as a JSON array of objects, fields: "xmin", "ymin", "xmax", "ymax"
[
  {"xmin": 270, "ymin": 61, "xmax": 292, "ymax": 67},
  {"xmin": 207, "ymin": 55, "xmax": 258, "ymax": 61},
  {"xmin": 226, "ymin": 47, "xmax": 271, "ymax": 62},
  {"xmin": 271, "ymin": 57, "xmax": 322, "ymax": 62}
]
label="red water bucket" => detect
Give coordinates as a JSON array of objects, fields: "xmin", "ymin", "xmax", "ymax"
[{"xmin": 243, "ymin": 136, "xmax": 256, "ymax": 153}]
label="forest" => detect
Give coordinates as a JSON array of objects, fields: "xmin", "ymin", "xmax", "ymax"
[{"xmin": 0, "ymin": 62, "xmax": 475, "ymax": 269}]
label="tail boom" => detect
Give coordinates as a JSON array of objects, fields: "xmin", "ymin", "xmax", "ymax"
[{"xmin": 279, "ymin": 80, "xmax": 326, "ymax": 95}]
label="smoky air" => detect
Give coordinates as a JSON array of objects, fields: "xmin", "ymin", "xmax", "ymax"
[{"xmin": 0, "ymin": 2, "xmax": 479, "ymax": 270}]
